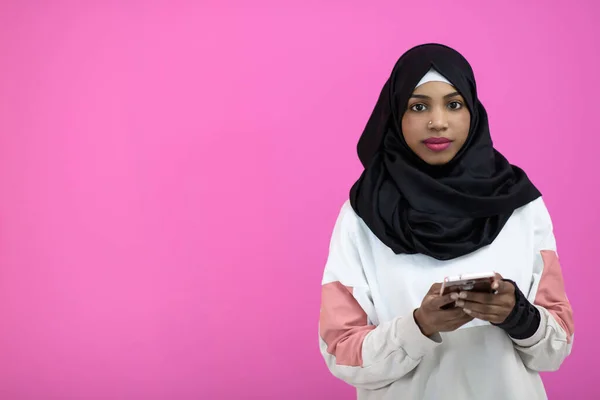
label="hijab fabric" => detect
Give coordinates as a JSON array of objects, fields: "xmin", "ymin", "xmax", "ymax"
[{"xmin": 349, "ymin": 44, "xmax": 541, "ymax": 261}]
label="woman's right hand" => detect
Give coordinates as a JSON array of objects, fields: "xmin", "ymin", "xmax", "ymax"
[{"xmin": 413, "ymin": 283, "xmax": 474, "ymax": 337}]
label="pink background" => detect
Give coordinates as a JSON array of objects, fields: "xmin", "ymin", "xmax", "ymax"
[{"xmin": 1, "ymin": 1, "xmax": 598, "ymax": 399}]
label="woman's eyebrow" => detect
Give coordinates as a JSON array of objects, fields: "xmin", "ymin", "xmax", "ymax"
[
  {"xmin": 410, "ymin": 91, "xmax": 461, "ymax": 100},
  {"xmin": 444, "ymin": 91, "xmax": 461, "ymax": 99}
]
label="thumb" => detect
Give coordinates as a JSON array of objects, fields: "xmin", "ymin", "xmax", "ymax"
[{"xmin": 492, "ymin": 272, "xmax": 503, "ymax": 291}]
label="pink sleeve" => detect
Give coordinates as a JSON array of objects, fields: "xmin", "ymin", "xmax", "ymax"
[
  {"xmin": 534, "ymin": 250, "xmax": 574, "ymax": 342},
  {"xmin": 319, "ymin": 282, "xmax": 376, "ymax": 367}
]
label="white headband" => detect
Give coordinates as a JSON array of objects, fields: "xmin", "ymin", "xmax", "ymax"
[{"xmin": 415, "ymin": 68, "xmax": 452, "ymax": 88}]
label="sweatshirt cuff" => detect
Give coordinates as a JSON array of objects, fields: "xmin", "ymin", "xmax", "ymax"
[
  {"xmin": 510, "ymin": 306, "xmax": 548, "ymax": 348},
  {"xmin": 492, "ymin": 279, "xmax": 541, "ymax": 340},
  {"xmin": 390, "ymin": 310, "xmax": 442, "ymax": 360}
]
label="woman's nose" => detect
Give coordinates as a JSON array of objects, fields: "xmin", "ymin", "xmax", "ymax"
[{"xmin": 428, "ymin": 109, "xmax": 449, "ymax": 130}]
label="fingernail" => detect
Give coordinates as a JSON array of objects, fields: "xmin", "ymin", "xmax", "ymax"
[
  {"xmin": 459, "ymin": 292, "xmax": 467, "ymax": 299},
  {"xmin": 450, "ymin": 293, "xmax": 458, "ymax": 300},
  {"xmin": 463, "ymin": 308, "xmax": 472, "ymax": 314},
  {"xmin": 456, "ymin": 300, "xmax": 464, "ymax": 307}
]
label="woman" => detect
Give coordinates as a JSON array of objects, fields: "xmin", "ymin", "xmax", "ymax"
[{"xmin": 318, "ymin": 43, "xmax": 574, "ymax": 400}]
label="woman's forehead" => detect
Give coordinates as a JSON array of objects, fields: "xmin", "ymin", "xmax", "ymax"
[{"xmin": 412, "ymin": 81, "xmax": 460, "ymax": 96}]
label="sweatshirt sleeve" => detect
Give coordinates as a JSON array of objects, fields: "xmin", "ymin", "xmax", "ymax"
[
  {"xmin": 510, "ymin": 198, "xmax": 575, "ymax": 372},
  {"xmin": 318, "ymin": 202, "xmax": 441, "ymax": 390}
]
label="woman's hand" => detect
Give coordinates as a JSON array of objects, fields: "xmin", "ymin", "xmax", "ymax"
[
  {"xmin": 414, "ymin": 283, "xmax": 474, "ymax": 337},
  {"xmin": 454, "ymin": 273, "xmax": 516, "ymax": 324}
]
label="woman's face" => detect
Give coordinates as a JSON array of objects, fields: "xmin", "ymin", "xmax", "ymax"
[{"xmin": 401, "ymin": 81, "xmax": 471, "ymax": 165}]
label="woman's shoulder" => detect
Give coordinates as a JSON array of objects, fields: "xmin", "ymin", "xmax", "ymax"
[
  {"xmin": 518, "ymin": 196, "xmax": 553, "ymax": 222},
  {"xmin": 334, "ymin": 199, "xmax": 362, "ymax": 228},
  {"xmin": 512, "ymin": 196, "xmax": 555, "ymax": 244},
  {"xmin": 337, "ymin": 199, "xmax": 355, "ymax": 218},
  {"xmin": 329, "ymin": 200, "xmax": 371, "ymax": 241}
]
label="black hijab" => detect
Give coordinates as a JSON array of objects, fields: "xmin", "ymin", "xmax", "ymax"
[{"xmin": 349, "ymin": 43, "xmax": 541, "ymax": 261}]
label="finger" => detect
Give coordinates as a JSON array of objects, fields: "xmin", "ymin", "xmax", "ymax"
[
  {"xmin": 447, "ymin": 310, "xmax": 473, "ymax": 323},
  {"xmin": 492, "ymin": 273, "xmax": 504, "ymax": 292},
  {"xmin": 459, "ymin": 291, "xmax": 497, "ymax": 305},
  {"xmin": 437, "ymin": 306, "xmax": 467, "ymax": 320},
  {"xmin": 461, "ymin": 308, "xmax": 504, "ymax": 324},
  {"xmin": 461, "ymin": 314, "xmax": 475, "ymax": 323},
  {"xmin": 429, "ymin": 293, "xmax": 456, "ymax": 309},
  {"xmin": 497, "ymin": 279, "xmax": 515, "ymax": 295},
  {"xmin": 429, "ymin": 283, "xmax": 442, "ymax": 295},
  {"xmin": 456, "ymin": 300, "xmax": 505, "ymax": 316},
  {"xmin": 460, "ymin": 303, "xmax": 506, "ymax": 322},
  {"xmin": 447, "ymin": 314, "xmax": 474, "ymax": 330}
]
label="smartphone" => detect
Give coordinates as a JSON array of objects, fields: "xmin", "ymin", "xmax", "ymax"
[{"xmin": 439, "ymin": 272, "xmax": 496, "ymax": 309}]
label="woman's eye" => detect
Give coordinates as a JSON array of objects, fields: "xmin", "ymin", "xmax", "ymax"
[
  {"xmin": 411, "ymin": 104, "xmax": 427, "ymax": 112},
  {"xmin": 448, "ymin": 101, "xmax": 462, "ymax": 110}
]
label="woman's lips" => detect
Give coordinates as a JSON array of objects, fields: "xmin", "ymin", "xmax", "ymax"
[{"xmin": 423, "ymin": 137, "xmax": 452, "ymax": 152}]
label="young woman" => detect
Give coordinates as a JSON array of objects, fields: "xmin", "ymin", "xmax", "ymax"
[{"xmin": 318, "ymin": 43, "xmax": 574, "ymax": 400}]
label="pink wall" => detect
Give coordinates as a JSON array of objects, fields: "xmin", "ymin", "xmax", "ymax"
[{"xmin": 1, "ymin": 1, "xmax": 598, "ymax": 399}]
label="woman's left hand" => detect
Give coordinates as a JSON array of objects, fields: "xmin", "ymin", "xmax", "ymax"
[{"xmin": 452, "ymin": 273, "xmax": 516, "ymax": 324}]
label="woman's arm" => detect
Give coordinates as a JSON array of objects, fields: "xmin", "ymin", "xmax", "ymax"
[
  {"xmin": 318, "ymin": 203, "xmax": 441, "ymax": 390},
  {"xmin": 509, "ymin": 199, "xmax": 574, "ymax": 372}
]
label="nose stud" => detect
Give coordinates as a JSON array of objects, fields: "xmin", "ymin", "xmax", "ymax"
[{"xmin": 429, "ymin": 121, "xmax": 433, "ymax": 125}]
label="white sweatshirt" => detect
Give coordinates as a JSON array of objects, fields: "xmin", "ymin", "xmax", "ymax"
[{"xmin": 318, "ymin": 197, "xmax": 574, "ymax": 400}]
